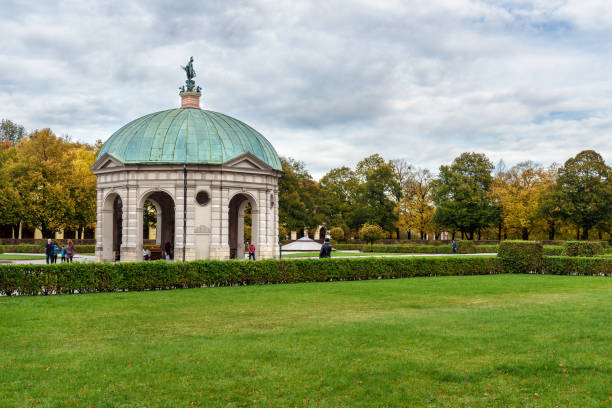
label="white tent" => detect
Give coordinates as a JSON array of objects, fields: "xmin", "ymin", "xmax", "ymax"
[{"xmin": 281, "ymin": 237, "xmax": 325, "ymax": 252}]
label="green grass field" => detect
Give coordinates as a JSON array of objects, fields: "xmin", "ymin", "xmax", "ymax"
[
  {"xmin": 0, "ymin": 254, "xmax": 46, "ymax": 261},
  {"xmin": 1, "ymin": 275, "xmax": 610, "ymax": 407}
]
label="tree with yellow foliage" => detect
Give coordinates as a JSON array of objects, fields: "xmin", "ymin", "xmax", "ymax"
[
  {"xmin": 489, "ymin": 161, "xmax": 553, "ymax": 240},
  {"xmin": 396, "ymin": 168, "xmax": 435, "ymax": 239},
  {"xmin": 6, "ymin": 129, "xmax": 97, "ymax": 238}
]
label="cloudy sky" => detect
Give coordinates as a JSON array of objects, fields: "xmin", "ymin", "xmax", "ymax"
[{"xmin": 1, "ymin": 0, "xmax": 611, "ymax": 178}]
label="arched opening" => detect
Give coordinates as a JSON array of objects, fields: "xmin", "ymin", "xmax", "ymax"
[
  {"xmin": 319, "ymin": 226, "xmax": 327, "ymax": 241},
  {"xmin": 113, "ymin": 196, "xmax": 123, "ymax": 260},
  {"xmin": 228, "ymin": 193, "xmax": 257, "ymax": 259},
  {"xmin": 142, "ymin": 200, "xmax": 157, "ymax": 242},
  {"xmin": 102, "ymin": 193, "xmax": 123, "ymax": 262},
  {"xmin": 140, "ymin": 191, "xmax": 175, "ymax": 260}
]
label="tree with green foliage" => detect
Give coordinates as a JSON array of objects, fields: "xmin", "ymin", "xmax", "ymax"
[
  {"xmin": 556, "ymin": 150, "xmax": 611, "ymax": 240},
  {"xmin": 278, "ymin": 157, "xmax": 321, "ymax": 232},
  {"xmin": 0, "ymin": 119, "xmax": 26, "ymax": 146},
  {"xmin": 537, "ymin": 164, "xmax": 563, "ymax": 240},
  {"xmin": 432, "ymin": 152, "xmax": 495, "ymax": 240},
  {"xmin": 0, "ymin": 143, "xmax": 22, "ymax": 237},
  {"xmin": 351, "ymin": 154, "xmax": 402, "ymax": 234},
  {"xmin": 318, "ymin": 166, "xmax": 359, "ymax": 233}
]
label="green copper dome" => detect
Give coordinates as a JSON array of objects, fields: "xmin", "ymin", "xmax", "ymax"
[{"xmin": 97, "ymin": 108, "xmax": 282, "ymax": 171}]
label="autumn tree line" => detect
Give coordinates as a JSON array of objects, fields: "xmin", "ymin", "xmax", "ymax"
[
  {"xmin": 0, "ymin": 120, "xmax": 98, "ymax": 239},
  {"xmin": 279, "ymin": 150, "xmax": 612, "ymax": 241},
  {"xmin": 1, "ymin": 118, "xmax": 610, "ymax": 243}
]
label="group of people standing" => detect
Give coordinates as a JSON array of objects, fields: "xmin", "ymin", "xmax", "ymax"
[{"xmin": 45, "ymin": 239, "xmax": 76, "ymax": 264}]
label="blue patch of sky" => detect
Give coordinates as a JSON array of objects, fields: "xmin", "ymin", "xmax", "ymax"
[
  {"xmin": 533, "ymin": 111, "xmax": 594, "ymax": 124},
  {"xmin": 478, "ymin": 1, "xmax": 573, "ymax": 35}
]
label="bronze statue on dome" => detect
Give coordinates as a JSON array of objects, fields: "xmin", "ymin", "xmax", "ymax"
[{"xmin": 180, "ymin": 57, "xmax": 198, "ymax": 92}]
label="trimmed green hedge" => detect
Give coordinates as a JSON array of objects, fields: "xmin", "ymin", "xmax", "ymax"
[
  {"xmin": 456, "ymin": 240, "xmax": 476, "ymax": 254},
  {"xmin": 564, "ymin": 241, "xmax": 604, "ymax": 257},
  {"xmin": 0, "ymin": 256, "xmax": 498, "ymax": 296},
  {"xmin": 0, "ymin": 245, "xmax": 4, "ymax": 254},
  {"xmin": 346, "ymin": 244, "xmax": 498, "ymax": 254},
  {"xmin": 541, "ymin": 256, "xmax": 612, "ymax": 275},
  {"xmin": 1, "ymin": 253, "xmax": 610, "ymax": 297},
  {"xmin": 542, "ymin": 245, "xmax": 564, "ymax": 256},
  {"xmin": 498, "ymin": 241, "xmax": 543, "ymax": 274},
  {"xmin": 3, "ymin": 244, "xmax": 95, "ymax": 254}
]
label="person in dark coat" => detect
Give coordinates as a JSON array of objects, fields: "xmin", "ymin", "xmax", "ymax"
[
  {"xmin": 45, "ymin": 239, "xmax": 54, "ymax": 264},
  {"xmin": 164, "ymin": 241, "xmax": 173, "ymax": 260},
  {"xmin": 319, "ymin": 237, "xmax": 332, "ymax": 258}
]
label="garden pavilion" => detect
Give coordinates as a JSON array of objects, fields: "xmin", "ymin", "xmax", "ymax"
[{"xmin": 91, "ymin": 61, "xmax": 283, "ymax": 262}]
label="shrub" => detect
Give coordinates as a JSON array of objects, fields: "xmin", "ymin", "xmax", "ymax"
[
  {"xmin": 564, "ymin": 241, "xmax": 604, "ymax": 257},
  {"xmin": 497, "ymin": 241, "xmax": 543, "ymax": 274},
  {"xmin": 543, "ymin": 245, "xmax": 565, "ymax": 256},
  {"xmin": 359, "ymin": 224, "xmax": 384, "ymax": 244},
  {"xmin": 361, "ymin": 244, "xmax": 450, "ymax": 254},
  {"xmin": 15, "ymin": 243, "xmax": 44, "ymax": 253},
  {"xmin": 541, "ymin": 256, "xmax": 612, "ymax": 275},
  {"xmin": 0, "ymin": 256, "xmax": 499, "ymax": 296},
  {"xmin": 330, "ymin": 227, "xmax": 345, "ymax": 241},
  {"xmin": 74, "ymin": 244, "xmax": 96, "ymax": 253},
  {"xmin": 334, "ymin": 243, "xmax": 498, "ymax": 254},
  {"xmin": 0, "ymin": 245, "xmax": 4, "ymax": 254},
  {"xmin": 456, "ymin": 240, "xmax": 475, "ymax": 254}
]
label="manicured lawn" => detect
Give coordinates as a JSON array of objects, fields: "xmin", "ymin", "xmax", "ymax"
[
  {"xmin": 0, "ymin": 275, "xmax": 610, "ymax": 407},
  {"xmin": 0, "ymin": 254, "xmax": 46, "ymax": 261}
]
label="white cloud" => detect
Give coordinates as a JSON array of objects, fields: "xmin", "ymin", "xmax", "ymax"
[{"xmin": 0, "ymin": 0, "xmax": 610, "ymax": 179}]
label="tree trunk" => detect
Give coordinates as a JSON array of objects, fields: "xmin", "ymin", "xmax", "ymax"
[
  {"xmin": 576, "ymin": 227, "xmax": 580, "ymax": 240},
  {"xmin": 598, "ymin": 230, "xmax": 602, "ymax": 240},
  {"xmin": 521, "ymin": 228, "xmax": 529, "ymax": 241},
  {"xmin": 407, "ymin": 230, "xmax": 411, "ymax": 239},
  {"xmin": 477, "ymin": 229, "xmax": 481, "ymax": 240},
  {"xmin": 548, "ymin": 221, "xmax": 555, "ymax": 240},
  {"xmin": 581, "ymin": 227, "xmax": 589, "ymax": 240},
  {"xmin": 461, "ymin": 231, "xmax": 464, "ymax": 239},
  {"xmin": 420, "ymin": 230, "xmax": 424, "ymax": 239},
  {"xmin": 451, "ymin": 230, "xmax": 455, "ymax": 240}
]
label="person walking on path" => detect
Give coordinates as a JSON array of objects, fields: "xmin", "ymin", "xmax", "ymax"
[
  {"xmin": 66, "ymin": 239, "xmax": 76, "ymax": 263},
  {"xmin": 60, "ymin": 245, "xmax": 67, "ymax": 262},
  {"xmin": 452, "ymin": 240, "xmax": 457, "ymax": 254},
  {"xmin": 45, "ymin": 239, "xmax": 54, "ymax": 264},
  {"xmin": 164, "ymin": 241, "xmax": 173, "ymax": 260},
  {"xmin": 52, "ymin": 243, "xmax": 59, "ymax": 263},
  {"xmin": 248, "ymin": 242, "xmax": 256, "ymax": 260},
  {"xmin": 319, "ymin": 237, "xmax": 332, "ymax": 258}
]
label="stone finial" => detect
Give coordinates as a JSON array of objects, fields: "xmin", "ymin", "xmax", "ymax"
[{"xmin": 180, "ymin": 91, "xmax": 201, "ymax": 109}]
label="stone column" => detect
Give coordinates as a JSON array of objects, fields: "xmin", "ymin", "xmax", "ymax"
[
  {"xmin": 121, "ymin": 186, "xmax": 139, "ymax": 262},
  {"xmin": 95, "ymin": 189, "xmax": 104, "ymax": 262}
]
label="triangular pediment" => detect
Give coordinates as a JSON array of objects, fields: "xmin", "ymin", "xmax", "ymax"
[
  {"xmin": 91, "ymin": 153, "xmax": 124, "ymax": 171},
  {"xmin": 223, "ymin": 153, "xmax": 272, "ymax": 171}
]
